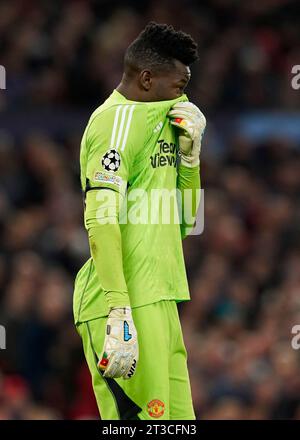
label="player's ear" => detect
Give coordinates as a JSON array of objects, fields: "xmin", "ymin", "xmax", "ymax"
[{"xmin": 140, "ymin": 69, "xmax": 152, "ymax": 91}]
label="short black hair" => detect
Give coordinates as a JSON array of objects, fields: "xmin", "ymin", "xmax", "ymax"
[{"xmin": 124, "ymin": 22, "xmax": 198, "ymax": 72}]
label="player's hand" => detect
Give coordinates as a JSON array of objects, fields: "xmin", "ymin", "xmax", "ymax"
[
  {"xmin": 98, "ymin": 307, "xmax": 138, "ymax": 379},
  {"xmin": 168, "ymin": 102, "xmax": 206, "ymax": 167}
]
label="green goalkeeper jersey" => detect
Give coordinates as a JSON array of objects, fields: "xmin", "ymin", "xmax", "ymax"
[{"xmin": 73, "ymin": 90, "xmax": 191, "ymax": 323}]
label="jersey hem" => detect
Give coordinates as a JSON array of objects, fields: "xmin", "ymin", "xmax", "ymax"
[{"xmin": 74, "ymin": 295, "xmax": 190, "ymax": 325}]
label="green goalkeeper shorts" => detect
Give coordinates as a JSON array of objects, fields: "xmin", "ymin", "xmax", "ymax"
[{"xmin": 76, "ymin": 299, "xmax": 195, "ymax": 420}]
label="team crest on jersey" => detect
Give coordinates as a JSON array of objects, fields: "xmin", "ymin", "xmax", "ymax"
[
  {"xmin": 102, "ymin": 149, "xmax": 121, "ymax": 172},
  {"xmin": 147, "ymin": 399, "xmax": 165, "ymax": 418}
]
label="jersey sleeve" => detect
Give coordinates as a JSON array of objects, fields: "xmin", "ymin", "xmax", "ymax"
[{"xmin": 81, "ymin": 103, "xmax": 148, "ymax": 197}]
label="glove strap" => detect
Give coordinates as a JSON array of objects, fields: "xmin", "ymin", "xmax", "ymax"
[{"xmin": 109, "ymin": 306, "xmax": 132, "ymax": 317}]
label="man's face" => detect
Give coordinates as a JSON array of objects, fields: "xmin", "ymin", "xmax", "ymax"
[{"xmin": 142, "ymin": 59, "xmax": 191, "ymax": 101}]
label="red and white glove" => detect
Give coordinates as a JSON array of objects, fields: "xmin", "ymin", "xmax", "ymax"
[
  {"xmin": 168, "ymin": 102, "xmax": 206, "ymax": 167},
  {"xmin": 98, "ymin": 307, "xmax": 138, "ymax": 379}
]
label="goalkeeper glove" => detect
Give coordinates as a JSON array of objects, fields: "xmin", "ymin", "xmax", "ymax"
[
  {"xmin": 98, "ymin": 307, "xmax": 138, "ymax": 379},
  {"xmin": 168, "ymin": 102, "xmax": 206, "ymax": 168}
]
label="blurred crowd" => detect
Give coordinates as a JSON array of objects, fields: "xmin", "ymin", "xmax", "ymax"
[
  {"xmin": 182, "ymin": 135, "xmax": 300, "ymax": 419},
  {"xmin": 0, "ymin": 0, "xmax": 299, "ymax": 112},
  {"xmin": 0, "ymin": 0, "xmax": 300, "ymax": 420}
]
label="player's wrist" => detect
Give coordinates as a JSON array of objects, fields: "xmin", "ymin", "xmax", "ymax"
[
  {"xmin": 180, "ymin": 155, "xmax": 200, "ymax": 168},
  {"xmin": 178, "ymin": 162, "xmax": 200, "ymax": 172},
  {"xmin": 109, "ymin": 306, "xmax": 133, "ymax": 319},
  {"xmin": 105, "ymin": 290, "xmax": 130, "ymax": 310},
  {"xmin": 179, "ymin": 148, "xmax": 200, "ymax": 167}
]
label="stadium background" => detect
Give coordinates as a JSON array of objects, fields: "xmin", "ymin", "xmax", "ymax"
[{"xmin": 0, "ymin": 0, "xmax": 300, "ymax": 419}]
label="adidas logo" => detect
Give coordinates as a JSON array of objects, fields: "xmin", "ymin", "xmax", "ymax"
[{"xmin": 153, "ymin": 121, "xmax": 163, "ymax": 133}]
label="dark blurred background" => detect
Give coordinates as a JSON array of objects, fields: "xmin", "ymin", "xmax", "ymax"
[{"xmin": 0, "ymin": 0, "xmax": 300, "ymax": 420}]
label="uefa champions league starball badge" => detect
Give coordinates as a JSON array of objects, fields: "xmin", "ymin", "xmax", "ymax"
[{"xmin": 102, "ymin": 149, "xmax": 121, "ymax": 172}]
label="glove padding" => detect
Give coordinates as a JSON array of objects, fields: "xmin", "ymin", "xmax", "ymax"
[
  {"xmin": 168, "ymin": 102, "xmax": 206, "ymax": 167},
  {"xmin": 98, "ymin": 307, "xmax": 138, "ymax": 379}
]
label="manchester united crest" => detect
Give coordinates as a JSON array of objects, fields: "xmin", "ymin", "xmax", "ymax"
[{"xmin": 147, "ymin": 399, "xmax": 165, "ymax": 418}]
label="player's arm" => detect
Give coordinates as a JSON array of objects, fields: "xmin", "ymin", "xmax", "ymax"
[
  {"xmin": 177, "ymin": 164, "xmax": 201, "ymax": 239},
  {"xmin": 83, "ymin": 104, "xmax": 147, "ymax": 379},
  {"xmin": 168, "ymin": 102, "xmax": 206, "ymax": 239},
  {"xmin": 85, "ymin": 189, "xmax": 129, "ymax": 309},
  {"xmin": 85, "ymin": 189, "xmax": 138, "ymax": 379}
]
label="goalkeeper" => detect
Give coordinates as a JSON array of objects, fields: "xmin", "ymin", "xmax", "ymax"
[{"xmin": 73, "ymin": 22, "xmax": 206, "ymax": 420}]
